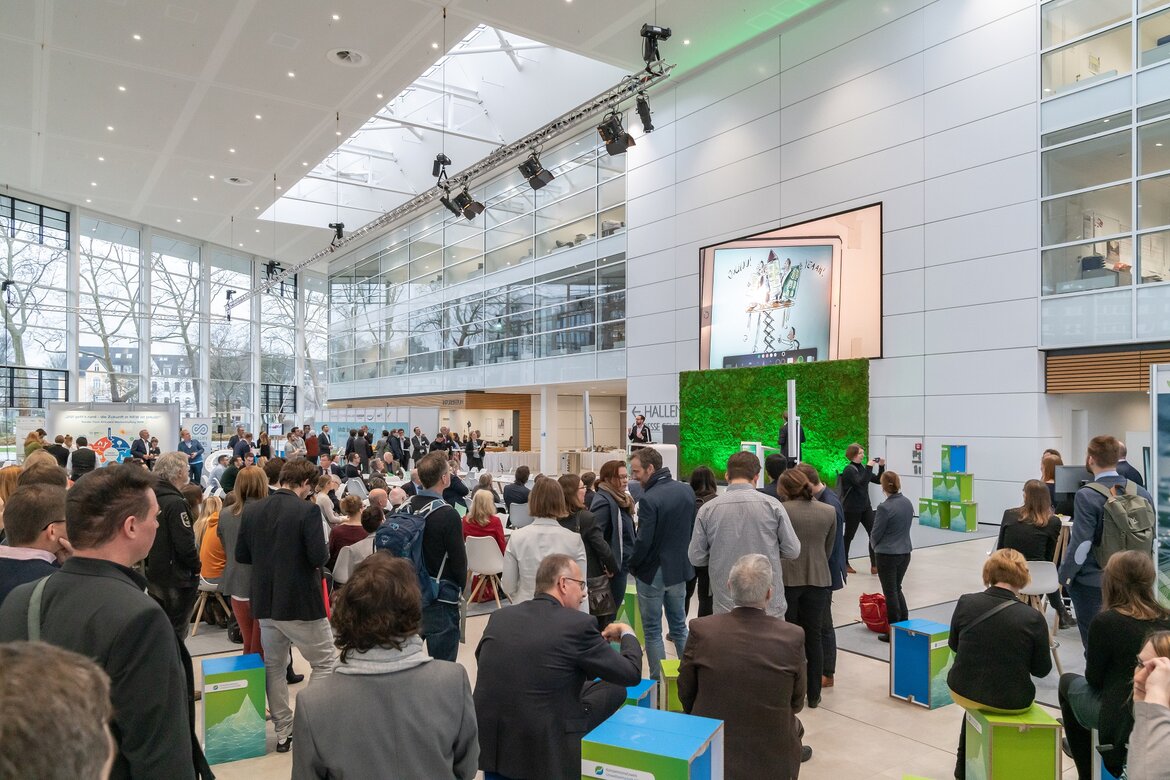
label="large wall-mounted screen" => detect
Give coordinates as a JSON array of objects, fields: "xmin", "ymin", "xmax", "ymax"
[{"xmin": 699, "ymin": 203, "xmax": 882, "ymax": 369}]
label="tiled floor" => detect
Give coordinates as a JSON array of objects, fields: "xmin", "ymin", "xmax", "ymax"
[{"xmin": 199, "ymin": 535, "xmax": 1078, "ymax": 779}]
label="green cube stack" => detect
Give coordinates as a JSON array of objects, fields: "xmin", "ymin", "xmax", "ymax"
[
  {"xmin": 921, "ymin": 445, "xmax": 978, "ymax": 533},
  {"xmin": 963, "ymin": 705, "xmax": 1062, "ymax": 780},
  {"xmin": 616, "ymin": 581, "xmax": 644, "ymax": 645},
  {"xmin": 659, "ymin": 659, "xmax": 684, "ymax": 712}
]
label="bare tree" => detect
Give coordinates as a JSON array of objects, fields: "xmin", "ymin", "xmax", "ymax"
[
  {"xmin": 78, "ymin": 235, "xmax": 140, "ymax": 402},
  {"xmin": 149, "ymin": 254, "xmax": 201, "ymax": 411},
  {"xmin": 2, "ymin": 231, "xmax": 67, "ymax": 366}
]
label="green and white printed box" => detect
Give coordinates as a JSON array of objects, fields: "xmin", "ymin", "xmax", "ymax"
[
  {"xmin": 963, "ymin": 705, "xmax": 1061, "ymax": 780},
  {"xmin": 625, "ymin": 678, "xmax": 658, "ymax": 709},
  {"xmin": 582, "ymin": 706, "xmax": 723, "ymax": 780},
  {"xmin": 616, "ymin": 582, "xmax": 643, "ymax": 646},
  {"xmin": 890, "ymin": 619, "xmax": 954, "ymax": 710},
  {"xmin": 932, "ymin": 472, "xmax": 973, "ymax": 503},
  {"xmin": 659, "ymin": 659, "xmax": 684, "ymax": 712},
  {"xmin": 949, "ymin": 502, "xmax": 979, "ymax": 533},
  {"xmin": 202, "ymin": 654, "xmax": 266, "ymax": 764},
  {"xmin": 918, "ymin": 499, "xmax": 951, "ymax": 529},
  {"xmin": 941, "ymin": 445, "xmax": 968, "ymax": 473}
]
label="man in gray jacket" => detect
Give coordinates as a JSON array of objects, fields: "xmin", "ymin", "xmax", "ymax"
[{"xmin": 690, "ymin": 450, "xmax": 801, "ymax": 617}]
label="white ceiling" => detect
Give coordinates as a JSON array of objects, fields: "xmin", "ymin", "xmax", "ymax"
[{"xmin": 0, "ymin": 0, "xmax": 829, "ymax": 269}]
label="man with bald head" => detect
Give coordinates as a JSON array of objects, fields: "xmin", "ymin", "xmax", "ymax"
[
  {"xmin": 388, "ymin": 487, "xmax": 407, "ymax": 509},
  {"xmin": 1116, "ymin": 440, "xmax": 1146, "ymax": 487},
  {"xmin": 367, "ymin": 488, "xmax": 389, "ymax": 520}
]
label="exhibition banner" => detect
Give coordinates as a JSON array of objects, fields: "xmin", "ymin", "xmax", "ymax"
[
  {"xmin": 187, "ymin": 417, "xmax": 213, "ymax": 461},
  {"xmin": 46, "ymin": 403, "xmax": 180, "ymax": 467},
  {"xmin": 1152, "ymin": 365, "xmax": 1170, "ymax": 604}
]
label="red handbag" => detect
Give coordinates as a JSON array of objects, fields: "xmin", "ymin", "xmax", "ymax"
[{"xmin": 859, "ymin": 592, "xmax": 888, "ymax": 633}]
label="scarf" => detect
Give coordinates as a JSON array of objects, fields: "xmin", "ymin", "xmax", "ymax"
[
  {"xmin": 598, "ymin": 481, "xmax": 633, "ymax": 511},
  {"xmin": 336, "ymin": 636, "xmax": 432, "ymax": 676}
]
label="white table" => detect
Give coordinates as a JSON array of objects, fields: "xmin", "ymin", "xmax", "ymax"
[{"xmin": 483, "ymin": 451, "xmax": 541, "ymax": 475}]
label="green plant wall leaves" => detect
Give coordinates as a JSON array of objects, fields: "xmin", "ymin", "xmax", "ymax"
[{"xmin": 679, "ymin": 358, "xmax": 870, "ymax": 485}]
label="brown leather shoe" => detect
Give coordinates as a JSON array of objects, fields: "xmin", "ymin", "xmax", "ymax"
[
  {"xmin": 846, "ymin": 565, "xmax": 857, "ymax": 574},
  {"xmin": 821, "ymin": 675, "xmax": 834, "ymax": 688},
  {"xmin": 870, "ymin": 566, "xmax": 878, "ymax": 575}
]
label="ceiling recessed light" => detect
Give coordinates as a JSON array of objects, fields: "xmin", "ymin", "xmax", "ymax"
[
  {"xmin": 229, "ymin": 147, "xmax": 236, "ymax": 153},
  {"xmin": 376, "ymin": 92, "xmax": 384, "ymax": 99},
  {"xmin": 132, "ymin": 33, "xmax": 141, "ymax": 41},
  {"xmin": 335, "ymin": 130, "xmax": 342, "ymax": 136},
  {"xmin": 287, "ymin": 71, "xmax": 296, "ymax": 78},
  {"xmin": 106, "ymin": 125, "xmax": 114, "ymax": 131},
  {"xmin": 254, "ymin": 206, "xmax": 260, "ymax": 211},
  {"xmin": 254, "ymin": 114, "xmax": 262, "ymax": 120},
  {"xmin": 683, "ymin": 39, "xmax": 691, "ymax": 45},
  {"xmin": 256, "ymin": 229, "xmax": 261, "ymax": 233},
  {"xmin": 192, "ymin": 196, "xmax": 198, "ymax": 201},
  {"xmin": 209, "ymin": 174, "xmax": 216, "ymax": 179},
  {"xmin": 276, "ymin": 185, "xmax": 282, "ymax": 190},
  {"xmin": 432, "ymin": 42, "xmax": 439, "ymax": 49},
  {"xmin": 1159, "ymin": 143, "xmax": 1165, "ymax": 147},
  {"xmin": 97, "ymin": 156, "xmax": 105, "ymax": 162},
  {"xmin": 302, "ymin": 161, "xmax": 309, "ymax": 166},
  {"xmin": 117, "ymin": 85, "xmax": 126, "ymax": 92},
  {"xmin": 90, "ymin": 181, "xmax": 97, "ymax": 187},
  {"xmin": 86, "ymin": 198, "xmax": 92, "ymax": 203},
  {"xmin": 176, "ymin": 218, "xmax": 182, "ymax": 223},
  {"xmin": 332, "ymin": 13, "xmax": 340, "ymax": 20},
  {"xmin": 238, "ymin": 242, "xmax": 244, "ymax": 247}
]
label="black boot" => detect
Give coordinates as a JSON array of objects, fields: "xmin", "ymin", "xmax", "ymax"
[{"xmin": 286, "ymin": 650, "xmax": 304, "ymax": 684}]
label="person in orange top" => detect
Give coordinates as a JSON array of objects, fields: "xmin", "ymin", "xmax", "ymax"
[
  {"xmin": 462, "ymin": 490, "xmax": 506, "ymax": 603},
  {"xmin": 196, "ymin": 495, "xmax": 226, "ymax": 582}
]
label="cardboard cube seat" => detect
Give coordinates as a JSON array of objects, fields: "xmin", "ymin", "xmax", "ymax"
[
  {"xmin": 659, "ymin": 659, "xmax": 683, "ymax": 712},
  {"xmin": 582, "ymin": 705, "xmax": 723, "ymax": 780},
  {"xmin": 890, "ymin": 619, "xmax": 954, "ymax": 709},
  {"xmin": 963, "ymin": 704, "xmax": 1061, "ymax": 780},
  {"xmin": 625, "ymin": 678, "xmax": 658, "ymax": 709},
  {"xmin": 616, "ymin": 582, "xmax": 644, "ymax": 645},
  {"xmin": 202, "ymin": 654, "xmax": 266, "ymax": 764}
]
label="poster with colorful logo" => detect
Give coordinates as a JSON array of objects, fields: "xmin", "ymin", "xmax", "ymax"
[{"xmin": 45, "ymin": 403, "xmax": 180, "ymax": 466}]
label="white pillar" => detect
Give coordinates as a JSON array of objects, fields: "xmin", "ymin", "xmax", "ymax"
[
  {"xmin": 583, "ymin": 390, "xmax": 592, "ymax": 450},
  {"xmin": 540, "ymin": 385, "xmax": 559, "ymax": 476}
]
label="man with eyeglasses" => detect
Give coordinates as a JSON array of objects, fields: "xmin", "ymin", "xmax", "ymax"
[
  {"xmin": 474, "ymin": 553, "xmax": 643, "ymax": 780},
  {"xmin": 0, "ymin": 484, "xmax": 71, "ymax": 606}
]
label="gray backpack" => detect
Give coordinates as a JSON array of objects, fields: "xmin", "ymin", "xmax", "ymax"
[{"xmin": 1087, "ymin": 480, "xmax": 1155, "ymax": 564}]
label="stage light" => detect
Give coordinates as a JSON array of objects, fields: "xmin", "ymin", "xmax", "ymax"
[
  {"xmin": 432, "ymin": 153, "xmax": 452, "ymax": 179},
  {"xmin": 265, "ymin": 260, "xmax": 283, "ymax": 279},
  {"xmin": 439, "ymin": 188, "xmax": 462, "ymax": 218},
  {"xmin": 451, "ymin": 188, "xmax": 485, "ymax": 220},
  {"xmin": 597, "ymin": 112, "xmax": 635, "ymax": 156},
  {"xmin": 636, "ymin": 94, "xmax": 653, "ymax": 133},
  {"xmin": 518, "ymin": 151, "xmax": 555, "ymax": 190}
]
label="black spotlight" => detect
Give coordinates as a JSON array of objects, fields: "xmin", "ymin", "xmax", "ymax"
[
  {"xmin": 597, "ymin": 111, "xmax": 635, "ymax": 156},
  {"xmin": 518, "ymin": 152, "xmax": 555, "ymax": 190},
  {"xmin": 439, "ymin": 187, "xmax": 462, "ymax": 218},
  {"xmin": 636, "ymin": 94, "xmax": 653, "ymax": 134},
  {"xmin": 640, "ymin": 23, "xmax": 671, "ymax": 68},
  {"xmin": 432, "ymin": 152, "xmax": 452, "ymax": 179},
  {"xmin": 264, "ymin": 260, "xmax": 282, "ymax": 278},
  {"xmin": 452, "ymin": 188, "xmax": 485, "ymax": 220}
]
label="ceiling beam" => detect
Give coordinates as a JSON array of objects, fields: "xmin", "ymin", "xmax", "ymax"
[
  {"xmin": 367, "ymin": 114, "xmax": 504, "ymax": 146},
  {"xmin": 301, "ymin": 174, "xmax": 416, "ymax": 197}
]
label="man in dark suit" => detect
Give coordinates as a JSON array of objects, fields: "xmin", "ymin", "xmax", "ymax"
[
  {"xmin": 410, "ymin": 426, "xmax": 429, "ymax": 467},
  {"xmin": 319, "ymin": 453, "xmax": 344, "ymax": 479},
  {"xmin": 679, "ymin": 554, "xmax": 811, "ymax": 779},
  {"xmin": 474, "ymin": 553, "xmax": 642, "ymax": 780},
  {"xmin": 1116, "ymin": 441, "xmax": 1145, "ymax": 487},
  {"xmin": 228, "ymin": 425, "xmax": 245, "ymax": 450},
  {"xmin": 345, "ymin": 428, "xmax": 372, "ymax": 472},
  {"xmin": 628, "ymin": 414, "xmax": 652, "ymax": 444},
  {"xmin": 777, "ymin": 410, "xmax": 806, "ymax": 461},
  {"xmin": 69, "ymin": 436, "xmax": 97, "ymax": 481},
  {"xmin": 44, "ymin": 435, "xmax": 70, "ymax": 468},
  {"xmin": 130, "ymin": 429, "xmax": 155, "ymax": 469},
  {"xmin": 388, "ymin": 430, "xmax": 405, "ymax": 472},
  {"xmin": 317, "ymin": 425, "xmax": 332, "ymax": 458},
  {"xmin": 236, "ymin": 458, "xmax": 339, "ymax": 753},
  {"xmin": 756, "ymin": 453, "xmax": 788, "ymax": 501}
]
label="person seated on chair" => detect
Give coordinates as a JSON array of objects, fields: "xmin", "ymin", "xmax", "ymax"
[
  {"xmin": 462, "ymin": 491, "xmax": 506, "ymax": 604},
  {"xmin": 502, "ymin": 466, "xmax": 531, "ymax": 513},
  {"xmin": 343, "ymin": 453, "xmax": 363, "ymax": 481},
  {"xmin": 328, "ymin": 495, "xmax": 368, "ymax": 572},
  {"xmin": 472, "ymin": 472, "xmax": 501, "ymax": 504},
  {"xmin": 996, "ymin": 479, "xmax": 1075, "ymax": 629},
  {"xmin": 948, "ymin": 549, "xmax": 1052, "ymax": 779},
  {"xmin": 1059, "ymin": 551, "xmax": 1170, "ymax": 780}
]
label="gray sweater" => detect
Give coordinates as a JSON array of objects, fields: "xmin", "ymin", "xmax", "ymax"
[
  {"xmin": 292, "ymin": 638, "xmax": 479, "ymax": 779},
  {"xmin": 689, "ymin": 483, "xmax": 801, "ymax": 617},
  {"xmin": 1127, "ymin": 701, "xmax": 1170, "ymax": 780}
]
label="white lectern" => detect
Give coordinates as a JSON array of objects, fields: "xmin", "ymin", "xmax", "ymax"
[
  {"xmin": 740, "ymin": 441, "xmax": 782, "ymax": 488},
  {"xmin": 629, "ymin": 443, "xmax": 678, "ymax": 477}
]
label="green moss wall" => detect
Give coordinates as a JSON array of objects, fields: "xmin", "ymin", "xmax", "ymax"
[{"xmin": 679, "ymin": 358, "xmax": 870, "ymax": 484}]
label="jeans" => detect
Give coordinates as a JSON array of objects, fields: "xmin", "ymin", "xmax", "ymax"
[
  {"xmin": 785, "ymin": 585, "xmax": 831, "ymax": 701},
  {"xmin": 821, "ymin": 592, "xmax": 837, "ymax": 675},
  {"xmin": 258, "ymin": 618, "xmax": 338, "ymax": 739},
  {"xmin": 1067, "ymin": 580, "xmax": 1102, "ymax": 651},
  {"xmin": 875, "ymin": 552, "xmax": 911, "ymax": 625},
  {"xmin": 189, "ymin": 462, "xmax": 203, "ymax": 485},
  {"xmin": 843, "ymin": 509, "xmax": 876, "ymax": 568},
  {"xmin": 421, "ymin": 601, "xmax": 460, "ymax": 662},
  {"xmin": 636, "ymin": 569, "xmax": 688, "ymax": 681}
]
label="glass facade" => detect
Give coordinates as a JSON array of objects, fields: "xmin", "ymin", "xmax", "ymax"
[{"xmin": 328, "ymin": 128, "xmax": 627, "ymax": 393}]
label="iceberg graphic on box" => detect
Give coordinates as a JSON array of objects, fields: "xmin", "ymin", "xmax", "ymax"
[{"xmin": 205, "ymin": 696, "xmax": 265, "ymax": 764}]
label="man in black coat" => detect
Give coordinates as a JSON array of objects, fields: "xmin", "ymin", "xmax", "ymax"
[
  {"xmin": 317, "ymin": 424, "xmax": 333, "ymax": 458},
  {"xmin": 145, "ymin": 451, "xmax": 201, "ymax": 640},
  {"xmin": 0, "ymin": 464, "xmax": 211, "ymax": 779},
  {"xmin": 69, "ymin": 436, "xmax": 97, "ymax": 481},
  {"xmin": 130, "ymin": 428, "xmax": 155, "ymax": 469},
  {"xmin": 475, "ymin": 554, "xmax": 642, "ymax": 780},
  {"xmin": 388, "ymin": 430, "xmax": 405, "ymax": 472},
  {"xmin": 628, "ymin": 446, "xmax": 696, "ymax": 682},
  {"xmin": 236, "ymin": 458, "xmax": 339, "ymax": 753},
  {"xmin": 44, "ymin": 435, "xmax": 70, "ymax": 467},
  {"xmin": 1116, "ymin": 440, "xmax": 1145, "ymax": 487},
  {"xmin": 503, "ymin": 465, "xmax": 531, "ymax": 512},
  {"xmin": 410, "ymin": 426, "xmax": 429, "ymax": 467},
  {"xmin": 411, "ymin": 453, "xmax": 468, "ymax": 662}
]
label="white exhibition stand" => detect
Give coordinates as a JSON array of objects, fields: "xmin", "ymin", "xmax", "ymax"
[{"xmin": 740, "ymin": 441, "xmax": 782, "ymax": 488}]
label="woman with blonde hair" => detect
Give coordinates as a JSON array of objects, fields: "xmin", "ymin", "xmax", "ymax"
[
  {"xmin": 216, "ymin": 465, "xmax": 269, "ymax": 656},
  {"xmin": 462, "ymin": 490, "xmax": 506, "ymax": 603},
  {"xmin": 0, "ymin": 465, "xmax": 22, "ymax": 542},
  {"xmin": 947, "ymin": 548, "xmax": 1052, "ymax": 777},
  {"xmin": 314, "ymin": 474, "xmax": 343, "ymax": 527},
  {"xmin": 196, "ymin": 495, "xmax": 225, "ymax": 585},
  {"xmin": 501, "ymin": 478, "xmax": 586, "ymax": 605},
  {"xmin": 996, "ymin": 479, "xmax": 1074, "ymax": 628},
  {"xmin": 1060, "ymin": 551, "xmax": 1170, "ymax": 778}
]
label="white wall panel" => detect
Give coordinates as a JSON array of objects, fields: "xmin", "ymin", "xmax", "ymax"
[
  {"xmin": 924, "ymin": 348, "xmax": 1043, "ymax": 397},
  {"xmin": 922, "ymin": 0, "xmax": 1034, "ymax": 47},
  {"xmin": 625, "ymin": 117, "xmax": 676, "ymax": 172},
  {"xmin": 924, "ymin": 201, "xmax": 1037, "ymax": 266},
  {"xmin": 676, "ymin": 148, "xmax": 780, "ymax": 214},
  {"xmin": 781, "ymin": 98, "xmax": 924, "ymax": 181},
  {"xmin": 676, "ymin": 76, "xmax": 781, "ymax": 151},
  {"xmin": 781, "ymin": 11, "xmax": 926, "ymax": 107},
  {"xmin": 883, "ymin": 225, "xmax": 925, "ymax": 274},
  {"xmin": 921, "ymin": 434, "xmax": 1045, "ymax": 484},
  {"xmin": 870, "ymin": 355, "xmax": 925, "ymax": 398},
  {"xmin": 883, "ymin": 312, "xmax": 926, "ymax": 358},
  {"xmin": 674, "ymin": 113, "xmax": 782, "ymax": 181},
  {"xmin": 925, "ymin": 55, "xmax": 1036, "ymax": 135},
  {"xmin": 924, "ymin": 104, "xmax": 1036, "ymax": 178},
  {"xmin": 674, "ymin": 37, "xmax": 780, "ymax": 121},
  {"xmin": 782, "ymin": 55, "xmax": 925, "ymax": 142},
  {"xmin": 780, "ymin": 141, "xmax": 924, "ymax": 217},
  {"xmin": 925, "ymin": 393, "xmax": 1044, "ymax": 438},
  {"xmin": 870, "ymin": 395, "xmax": 925, "ymax": 435},
  {"xmin": 924, "ymin": 298, "xmax": 1038, "ymax": 353},
  {"xmin": 623, "ymin": 279, "xmax": 675, "ymax": 316},
  {"xmin": 626, "ymin": 248, "xmax": 676, "ymax": 289},
  {"xmin": 923, "ymin": 8, "xmax": 1035, "ymax": 91},
  {"xmin": 674, "ymin": 274, "xmax": 700, "ymax": 310},
  {"xmin": 623, "ymin": 344, "xmax": 676, "ymax": 377},
  {"xmin": 626, "ymin": 216, "xmax": 675, "ymax": 260},
  {"xmin": 627, "ymin": 156, "xmax": 678, "ymax": 201},
  {"xmin": 627, "ymin": 188, "xmax": 677, "ymax": 230},
  {"xmin": 626, "ymin": 310, "xmax": 678, "ymax": 346},
  {"xmin": 924, "ymin": 251, "xmax": 1037, "ymax": 310},
  {"xmin": 675, "ymin": 307, "xmax": 698, "ymax": 345},
  {"xmin": 674, "ymin": 185, "xmax": 781, "ymax": 247},
  {"xmin": 924, "ymin": 153, "xmax": 1036, "ymax": 223},
  {"xmin": 781, "ymin": 0, "xmax": 926, "ymax": 71},
  {"xmin": 883, "ymin": 269, "xmax": 925, "ymax": 316},
  {"xmin": 676, "ymin": 339, "xmax": 700, "ymax": 372}
]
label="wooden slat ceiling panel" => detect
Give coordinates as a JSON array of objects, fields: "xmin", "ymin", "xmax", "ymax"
[{"xmin": 1045, "ymin": 348, "xmax": 1170, "ymax": 392}]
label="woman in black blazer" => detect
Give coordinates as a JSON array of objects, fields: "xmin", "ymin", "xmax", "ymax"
[
  {"xmin": 839, "ymin": 442, "xmax": 884, "ymax": 574},
  {"xmin": 996, "ymin": 479, "xmax": 1074, "ymax": 629},
  {"xmin": 948, "ymin": 548, "xmax": 1052, "ymax": 779}
]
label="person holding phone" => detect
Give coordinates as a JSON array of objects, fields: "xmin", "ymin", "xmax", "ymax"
[{"xmin": 839, "ymin": 444, "xmax": 884, "ymax": 575}]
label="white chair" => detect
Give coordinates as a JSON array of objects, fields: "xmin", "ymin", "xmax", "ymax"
[
  {"xmin": 190, "ymin": 577, "xmax": 231, "ymax": 638},
  {"xmin": 1020, "ymin": 560, "xmax": 1063, "ymax": 675},
  {"xmin": 333, "ymin": 537, "xmax": 375, "ymax": 586},
  {"xmin": 508, "ymin": 502, "xmax": 532, "ymax": 529},
  {"xmin": 345, "ymin": 478, "xmax": 368, "ymax": 501},
  {"xmin": 465, "ymin": 536, "xmax": 506, "ymax": 609}
]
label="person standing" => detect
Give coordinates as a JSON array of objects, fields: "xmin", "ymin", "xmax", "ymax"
[
  {"xmin": 777, "ymin": 469, "xmax": 836, "ymax": 708},
  {"xmin": 474, "ymin": 554, "xmax": 643, "ymax": 780},
  {"xmin": 679, "ymin": 554, "xmax": 811, "ymax": 779},
  {"xmin": 236, "ymin": 458, "xmax": 339, "ymax": 753},
  {"xmin": 374, "ymin": 430, "xmax": 392, "ymax": 466},
  {"xmin": 1059, "ymin": 435, "xmax": 1155, "ymax": 648},
  {"xmin": 590, "ymin": 460, "xmax": 636, "ymax": 611},
  {"xmin": 233, "ymin": 431, "xmax": 254, "ymax": 464},
  {"xmin": 794, "ymin": 462, "xmax": 847, "ymax": 690},
  {"xmin": 628, "ymin": 414, "xmax": 652, "ymax": 444},
  {"xmin": 777, "ymin": 410, "xmax": 806, "ymax": 462},
  {"xmin": 0, "ymin": 464, "xmax": 212, "ymax": 779},
  {"xmin": 628, "ymin": 447, "xmax": 696, "ymax": 681},
  {"xmin": 317, "ymin": 425, "xmax": 332, "ymax": 459},
  {"xmin": 687, "ymin": 466, "xmax": 719, "ymax": 618},
  {"xmin": 285, "ymin": 427, "xmax": 307, "ymax": 460},
  {"xmin": 1116, "ymin": 441, "xmax": 1145, "ymax": 487},
  {"xmin": 0, "ymin": 484, "xmax": 69, "ymax": 605},
  {"xmin": 257, "ymin": 431, "xmax": 272, "ymax": 461},
  {"xmin": 145, "ymin": 451, "xmax": 201, "ymax": 640},
  {"xmin": 388, "ymin": 430, "xmax": 405, "ymax": 473},
  {"xmin": 689, "ymin": 451, "xmax": 801, "ymax": 617},
  {"xmin": 178, "ymin": 428, "xmax": 204, "ymax": 486},
  {"xmin": 69, "ymin": 436, "xmax": 97, "ymax": 481},
  {"xmin": 410, "ymin": 426, "xmax": 429, "ymax": 468},
  {"xmin": 558, "ymin": 473, "xmax": 619, "ymax": 625},
  {"xmin": 228, "ymin": 425, "xmax": 246, "ymax": 451},
  {"xmin": 304, "ymin": 426, "xmax": 319, "ymax": 465},
  {"xmin": 502, "ymin": 479, "xmax": 587, "ymax": 605},
  {"xmin": 871, "ymin": 471, "xmax": 913, "ymax": 641},
  {"xmin": 217, "ymin": 466, "xmax": 268, "ymax": 657},
  {"xmin": 44, "ymin": 435, "xmax": 70, "ymax": 468},
  {"xmin": 466, "ymin": 430, "xmax": 486, "ymax": 470},
  {"xmin": 131, "ymin": 429, "xmax": 154, "ymax": 469},
  {"xmin": 840, "ymin": 443, "xmax": 884, "ymax": 575}
]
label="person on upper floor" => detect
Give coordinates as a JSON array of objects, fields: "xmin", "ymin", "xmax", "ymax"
[{"xmin": 839, "ymin": 442, "xmax": 884, "ymax": 575}]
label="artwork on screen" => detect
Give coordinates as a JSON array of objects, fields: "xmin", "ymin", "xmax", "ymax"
[
  {"xmin": 707, "ymin": 240, "xmax": 839, "ymax": 368},
  {"xmin": 699, "ymin": 203, "xmax": 882, "ymax": 369}
]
